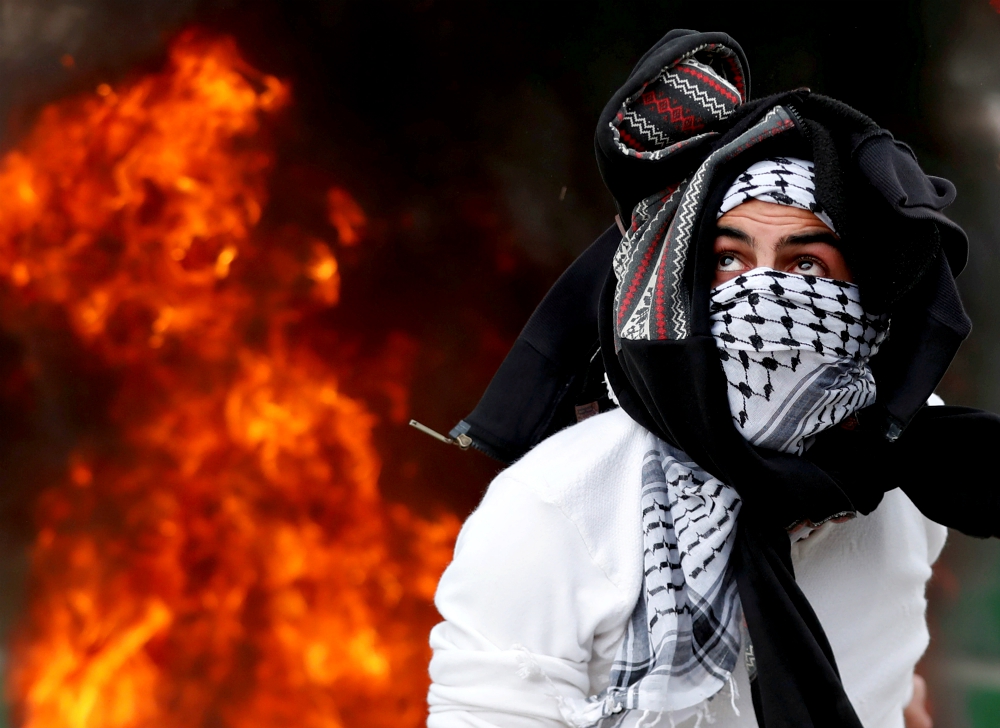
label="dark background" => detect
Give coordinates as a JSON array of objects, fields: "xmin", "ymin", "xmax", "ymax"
[{"xmin": 3, "ymin": 1, "xmax": 1000, "ymax": 726}]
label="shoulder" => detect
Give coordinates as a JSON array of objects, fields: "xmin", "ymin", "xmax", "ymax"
[
  {"xmin": 482, "ymin": 407, "xmax": 650, "ymax": 591},
  {"xmin": 432, "ymin": 408, "xmax": 649, "ymax": 662},
  {"xmin": 504, "ymin": 407, "xmax": 649, "ymax": 498},
  {"xmin": 501, "ymin": 408, "xmax": 650, "ymax": 530}
]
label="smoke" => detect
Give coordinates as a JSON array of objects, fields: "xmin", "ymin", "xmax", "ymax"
[
  {"xmin": 0, "ymin": 1, "xmax": 87, "ymax": 61},
  {"xmin": 0, "ymin": 0, "xmax": 201, "ymax": 143},
  {"xmin": 934, "ymin": 0, "xmax": 1000, "ymax": 411}
]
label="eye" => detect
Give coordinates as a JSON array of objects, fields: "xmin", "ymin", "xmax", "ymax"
[
  {"xmin": 792, "ymin": 257, "xmax": 826, "ymax": 276},
  {"xmin": 718, "ymin": 253, "xmax": 743, "ymax": 272}
]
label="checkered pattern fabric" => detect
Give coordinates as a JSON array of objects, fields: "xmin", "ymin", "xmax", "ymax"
[
  {"xmin": 718, "ymin": 157, "xmax": 836, "ymax": 232},
  {"xmin": 710, "ymin": 269, "xmax": 888, "ymax": 454},
  {"xmin": 584, "ymin": 435, "xmax": 743, "ymax": 726},
  {"xmin": 581, "ymin": 269, "xmax": 888, "ymax": 727}
]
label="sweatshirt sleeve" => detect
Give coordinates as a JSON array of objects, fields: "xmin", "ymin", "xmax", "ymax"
[{"xmin": 427, "ymin": 474, "xmax": 632, "ymax": 727}]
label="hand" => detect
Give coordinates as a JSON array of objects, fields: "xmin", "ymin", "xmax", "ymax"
[{"xmin": 903, "ymin": 674, "xmax": 932, "ymax": 728}]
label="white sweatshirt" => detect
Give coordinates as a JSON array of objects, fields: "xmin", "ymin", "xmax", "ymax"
[{"xmin": 428, "ymin": 408, "xmax": 947, "ymax": 728}]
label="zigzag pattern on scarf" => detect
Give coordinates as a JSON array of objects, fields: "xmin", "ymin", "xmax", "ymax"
[
  {"xmin": 614, "ymin": 50, "xmax": 742, "ymax": 156},
  {"xmin": 621, "ymin": 109, "xmax": 675, "ymax": 148},
  {"xmin": 619, "ymin": 195, "xmax": 680, "ymax": 342},
  {"xmin": 674, "ymin": 62, "xmax": 742, "ymax": 103},
  {"xmin": 665, "ymin": 108, "xmax": 798, "ymax": 339},
  {"xmin": 661, "ymin": 72, "xmax": 735, "ymax": 120}
]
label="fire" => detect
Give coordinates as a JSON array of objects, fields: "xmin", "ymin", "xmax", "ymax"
[
  {"xmin": 327, "ymin": 189, "xmax": 366, "ymax": 247},
  {"xmin": 0, "ymin": 30, "xmax": 458, "ymax": 728}
]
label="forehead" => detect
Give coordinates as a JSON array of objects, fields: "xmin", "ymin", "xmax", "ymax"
[{"xmin": 716, "ymin": 199, "xmax": 833, "ymax": 235}]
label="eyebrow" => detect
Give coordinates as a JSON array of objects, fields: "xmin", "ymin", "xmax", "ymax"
[{"xmin": 715, "ymin": 226, "xmax": 840, "ymax": 248}]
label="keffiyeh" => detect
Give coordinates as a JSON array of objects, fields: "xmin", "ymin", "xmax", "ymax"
[
  {"xmin": 587, "ymin": 438, "xmax": 743, "ymax": 728},
  {"xmin": 712, "ymin": 269, "xmax": 889, "ymax": 455},
  {"xmin": 717, "ymin": 157, "xmax": 836, "ymax": 232},
  {"xmin": 584, "ymin": 271, "xmax": 886, "ymax": 726}
]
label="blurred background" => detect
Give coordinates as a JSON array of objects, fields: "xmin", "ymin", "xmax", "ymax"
[{"xmin": 0, "ymin": 0, "xmax": 998, "ymax": 726}]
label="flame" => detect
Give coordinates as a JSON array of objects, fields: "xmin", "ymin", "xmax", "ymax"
[
  {"xmin": 0, "ymin": 30, "xmax": 458, "ymax": 727},
  {"xmin": 326, "ymin": 189, "xmax": 366, "ymax": 247}
]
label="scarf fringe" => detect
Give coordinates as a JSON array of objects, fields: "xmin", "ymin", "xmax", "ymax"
[
  {"xmin": 727, "ymin": 673, "xmax": 740, "ymax": 717},
  {"xmin": 513, "ymin": 643, "xmax": 743, "ymax": 727},
  {"xmin": 512, "ymin": 644, "xmax": 618, "ymax": 727}
]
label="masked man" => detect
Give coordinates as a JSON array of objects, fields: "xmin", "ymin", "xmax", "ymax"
[{"xmin": 427, "ymin": 30, "xmax": 1000, "ymax": 728}]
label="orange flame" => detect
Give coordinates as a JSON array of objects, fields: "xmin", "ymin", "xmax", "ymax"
[
  {"xmin": 327, "ymin": 188, "xmax": 366, "ymax": 247},
  {"xmin": 0, "ymin": 30, "xmax": 457, "ymax": 727}
]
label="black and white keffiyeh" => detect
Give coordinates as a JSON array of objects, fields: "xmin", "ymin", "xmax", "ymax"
[
  {"xmin": 717, "ymin": 157, "xmax": 836, "ymax": 232},
  {"xmin": 711, "ymin": 269, "xmax": 889, "ymax": 456},
  {"xmin": 591, "ymin": 438, "xmax": 743, "ymax": 727},
  {"xmin": 573, "ymin": 269, "xmax": 887, "ymax": 727},
  {"xmin": 589, "ymin": 148, "xmax": 886, "ymax": 727}
]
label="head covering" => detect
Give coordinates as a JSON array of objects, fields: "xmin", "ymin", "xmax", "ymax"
[
  {"xmin": 448, "ymin": 28, "xmax": 996, "ymax": 728},
  {"xmin": 717, "ymin": 157, "xmax": 836, "ymax": 232},
  {"xmin": 613, "ymin": 56, "xmax": 743, "ymax": 161}
]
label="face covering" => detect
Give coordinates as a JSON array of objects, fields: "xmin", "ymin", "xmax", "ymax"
[{"xmin": 710, "ymin": 268, "xmax": 889, "ymax": 455}]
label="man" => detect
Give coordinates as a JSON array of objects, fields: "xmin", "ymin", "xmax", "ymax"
[{"xmin": 428, "ymin": 30, "xmax": 999, "ymax": 728}]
